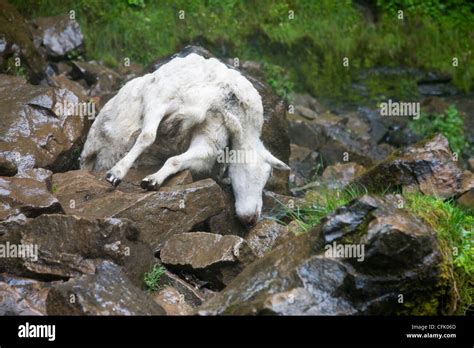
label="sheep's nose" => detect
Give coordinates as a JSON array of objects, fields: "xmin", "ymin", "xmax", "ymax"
[{"xmin": 238, "ymin": 213, "xmax": 259, "ymax": 228}]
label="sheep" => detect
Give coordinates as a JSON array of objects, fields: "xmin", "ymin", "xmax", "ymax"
[{"xmin": 80, "ymin": 53, "xmax": 290, "ymax": 227}]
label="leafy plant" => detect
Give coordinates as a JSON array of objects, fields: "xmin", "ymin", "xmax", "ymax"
[
  {"xmin": 410, "ymin": 105, "xmax": 466, "ymax": 154},
  {"xmin": 144, "ymin": 264, "xmax": 166, "ymax": 292}
]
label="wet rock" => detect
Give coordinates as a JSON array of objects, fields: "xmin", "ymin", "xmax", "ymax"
[
  {"xmin": 289, "ymin": 144, "xmax": 319, "ymax": 188},
  {"xmin": 71, "ymin": 60, "xmax": 122, "ymax": 96},
  {"xmin": 0, "ymin": 176, "xmax": 63, "ymax": 221},
  {"xmin": 245, "ymin": 220, "xmax": 291, "ymax": 258},
  {"xmin": 0, "ymin": 0, "xmax": 46, "ymax": 83},
  {"xmin": 456, "ymin": 172, "xmax": 474, "ymax": 210},
  {"xmin": 48, "ymin": 74, "xmax": 88, "ymax": 101},
  {"xmin": 290, "ymin": 93, "xmax": 326, "ymax": 116},
  {"xmin": 468, "ymin": 158, "xmax": 474, "ymax": 172},
  {"xmin": 294, "ymin": 105, "xmax": 318, "ymax": 120},
  {"xmin": 262, "ymin": 190, "xmax": 305, "ymax": 220},
  {"xmin": 157, "ymin": 269, "xmax": 206, "ymax": 306},
  {"xmin": 52, "ymin": 171, "xmax": 225, "ymax": 251},
  {"xmin": 0, "ymin": 74, "xmax": 87, "ymax": 174},
  {"xmin": 321, "ymin": 162, "xmax": 365, "ymax": 189},
  {"xmin": 209, "ymin": 184, "xmax": 246, "ymax": 236},
  {"xmin": 0, "ymin": 274, "xmax": 56, "ymax": 315},
  {"xmin": 14, "ymin": 168, "xmax": 53, "ymax": 190},
  {"xmin": 160, "ymin": 232, "xmax": 256, "ymax": 288},
  {"xmin": 32, "ymin": 15, "xmax": 83, "ymax": 58},
  {"xmin": 354, "ymin": 134, "xmax": 465, "ymax": 198},
  {"xmin": 0, "ymin": 214, "xmax": 155, "ymax": 287},
  {"xmin": 116, "ymin": 179, "xmax": 225, "ymax": 251},
  {"xmin": 197, "ymin": 195, "xmax": 449, "ymax": 315},
  {"xmin": 46, "ymin": 260, "xmax": 165, "ymax": 315},
  {"xmin": 153, "ymin": 286, "xmax": 194, "ymax": 315}
]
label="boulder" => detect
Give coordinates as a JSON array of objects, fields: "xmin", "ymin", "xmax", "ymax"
[
  {"xmin": 321, "ymin": 162, "xmax": 366, "ymax": 189},
  {"xmin": 354, "ymin": 134, "xmax": 465, "ymax": 198},
  {"xmin": 0, "ymin": 176, "xmax": 63, "ymax": 221},
  {"xmin": 456, "ymin": 171, "xmax": 474, "ymax": 210},
  {"xmin": 0, "ymin": 0, "xmax": 46, "ymax": 83},
  {"xmin": 289, "ymin": 144, "xmax": 319, "ymax": 188},
  {"xmin": 156, "ymin": 269, "xmax": 206, "ymax": 306},
  {"xmin": 245, "ymin": 220, "xmax": 291, "ymax": 258},
  {"xmin": 0, "ymin": 74, "xmax": 87, "ymax": 174},
  {"xmin": 0, "ymin": 274, "xmax": 56, "ymax": 315},
  {"xmin": 71, "ymin": 60, "xmax": 122, "ymax": 96},
  {"xmin": 46, "ymin": 260, "xmax": 165, "ymax": 315},
  {"xmin": 31, "ymin": 15, "xmax": 83, "ymax": 58},
  {"xmin": 14, "ymin": 168, "xmax": 53, "ymax": 190},
  {"xmin": 160, "ymin": 232, "xmax": 256, "ymax": 289},
  {"xmin": 197, "ymin": 195, "xmax": 451, "ymax": 315},
  {"xmin": 0, "ymin": 214, "xmax": 155, "ymax": 287},
  {"xmin": 52, "ymin": 171, "xmax": 225, "ymax": 251},
  {"xmin": 209, "ymin": 184, "xmax": 246, "ymax": 236},
  {"xmin": 153, "ymin": 286, "xmax": 194, "ymax": 315}
]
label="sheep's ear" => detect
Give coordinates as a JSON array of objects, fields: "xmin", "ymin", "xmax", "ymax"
[{"xmin": 261, "ymin": 148, "xmax": 291, "ymax": 171}]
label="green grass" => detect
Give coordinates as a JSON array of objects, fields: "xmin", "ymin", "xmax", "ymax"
[
  {"xmin": 9, "ymin": 0, "xmax": 474, "ymax": 105},
  {"xmin": 410, "ymin": 105, "xmax": 467, "ymax": 155},
  {"xmin": 287, "ymin": 187, "xmax": 474, "ymax": 314},
  {"xmin": 404, "ymin": 193, "xmax": 474, "ymax": 314},
  {"xmin": 144, "ymin": 264, "xmax": 166, "ymax": 292}
]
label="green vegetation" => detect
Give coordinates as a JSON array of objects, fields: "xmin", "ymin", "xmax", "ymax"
[
  {"xmin": 285, "ymin": 185, "xmax": 366, "ymax": 234},
  {"xmin": 144, "ymin": 264, "xmax": 166, "ymax": 292},
  {"xmin": 10, "ymin": 0, "xmax": 474, "ymax": 104},
  {"xmin": 404, "ymin": 193, "xmax": 474, "ymax": 315},
  {"xmin": 410, "ymin": 105, "xmax": 466, "ymax": 154}
]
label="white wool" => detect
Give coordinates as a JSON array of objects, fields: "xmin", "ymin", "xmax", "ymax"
[{"xmin": 80, "ymin": 53, "xmax": 289, "ymax": 225}]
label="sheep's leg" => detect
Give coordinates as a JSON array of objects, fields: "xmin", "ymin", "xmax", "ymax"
[
  {"xmin": 106, "ymin": 108, "xmax": 166, "ymax": 186},
  {"xmin": 141, "ymin": 134, "xmax": 218, "ymax": 190}
]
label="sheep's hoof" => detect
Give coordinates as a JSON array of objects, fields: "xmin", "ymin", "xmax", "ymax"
[
  {"xmin": 140, "ymin": 178, "xmax": 159, "ymax": 191},
  {"xmin": 106, "ymin": 172, "xmax": 122, "ymax": 187}
]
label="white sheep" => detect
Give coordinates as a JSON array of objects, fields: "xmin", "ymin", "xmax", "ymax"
[{"xmin": 80, "ymin": 53, "xmax": 289, "ymax": 226}]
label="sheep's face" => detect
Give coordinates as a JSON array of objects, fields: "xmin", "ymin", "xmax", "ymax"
[{"xmin": 228, "ymin": 145, "xmax": 290, "ymax": 227}]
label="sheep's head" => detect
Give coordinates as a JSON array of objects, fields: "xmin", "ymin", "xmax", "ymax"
[{"xmin": 227, "ymin": 142, "xmax": 290, "ymax": 227}]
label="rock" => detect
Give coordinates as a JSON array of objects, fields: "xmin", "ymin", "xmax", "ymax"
[
  {"xmin": 321, "ymin": 162, "xmax": 365, "ymax": 189},
  {"xmin": 31, "ymin": 15, "xmax": 83, "ymax": 58},
  {"xmin": 116, "ymin": 179, "xmax": 225, "ymax": 251},
  {"xmin": 197, "ymin": 195, "xmax": 451, "ymax": 315},
  {"xmin": 160, "ymin": 232, "xmax": 256, "ymax": 289},
  {"xmin": 0, "ymin": 74, "xmax": 87, "ymax": 174},
  {"xmin": 469, "ymin": 158, "xmax": 474, "ymax": 172},
  {"xmin": 0, "ymin": 0, "xmax": 46, "ymax": 83},
  {"xmin": 157, "ymin": 270, "xmax": 206, "ymax": 306},
  {"xmin": 0, "ymin": 214, "xmax": 155, "ymax": 287},
  {"xmin": 456, "ymin": 172, "xmax": 474, "ymax": 210},
  {"xmin": 48, "ymin": 74, "xmax": 88, "ymax": 101},
  {"xmin": 354, "ymin": 134, "xmax": 465, "ymax": 198},
  {"xmin": 262, "ymin": 190, "xmax": 305, "ymax": 220},
  {"xmin": 52, "ymin": 171, "xmax": 225, "ymax": 251},
  {"xmin": 146, "ymin": 46, "xmax": 290, "ymax": 192},
  {"xmin": 71, "ymin": 60, "xmax": 122, "ymax": 96},
  {"xmin": 14, "ymin": 168, "xmax": 53, "ymax": 190},
  {"xmin": 0, "ymin": 274, "xmax": 56, "ymax": 315},
  {"xmin": 46, "ymin": 260, "xmax": 165, "ymax": 315},
  {"xmin": 0, "ymin": 176, "xmax": 63, "ymax": 221},
  {"xmin": 289, "ymin": 144, "xmax": 319, "ymax": 188},
  {"xmin": 290, "ymin": 93, "xmax": 326, "ymax": 115},
  {"xmin": 153, "ymin": 286, "xmax": 194, "ymax": 315},
  {"xmin": 209, "ymin": 184, "xmax": 246, "ymax": 236},
  {"xmin": 294, "ymin": 105, "xmax": 318, "ymax": 120},
  {"xmin": 245, "ymin": 220, "xmax": 291, "ymax": 258}
]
